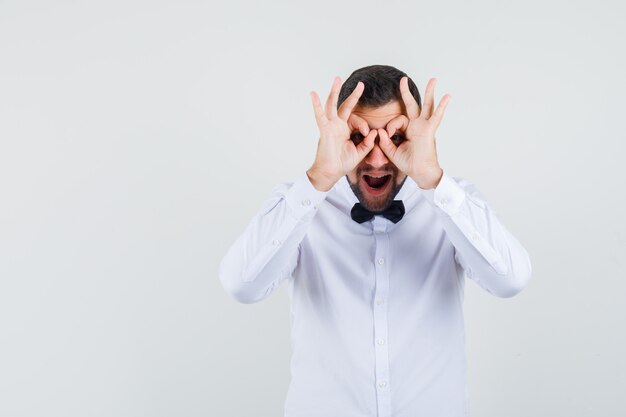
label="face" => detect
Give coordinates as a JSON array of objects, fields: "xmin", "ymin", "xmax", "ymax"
[{"xmin": 347, "ymin": 100, "xmax": 408, "ymax": 213}]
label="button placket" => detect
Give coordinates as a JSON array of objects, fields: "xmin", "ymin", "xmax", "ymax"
[{"xmin": 372, "ymin": 217, "xmax": 392, "ymax": 415}]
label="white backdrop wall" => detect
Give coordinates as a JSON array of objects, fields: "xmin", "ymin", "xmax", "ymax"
[{"xmin": 1, "ymin": 0, "xmax": 624, "ymax": 416}]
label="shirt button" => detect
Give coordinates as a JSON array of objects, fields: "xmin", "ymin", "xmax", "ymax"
[
  {"xmin": 378, "ymin": 381, "xmax": 387, "ymax": 388},
  {"xmin": 272, "ymin": 239, "xmax": 281, "ymax": 245},
  {"xmin": 376, "ymin": 298, "xmax": 384, "ymax": 305},
  {"xmin": 301, "ymin": 199, "xmax": 311, "ymax": 206},
  {"xmin": 377, "ymin": 257, "xmax": 385, "ymax": 265},
  {"xmin": 440, "ymin": 198, "xmax": 448, "ymax": 207},
  {"xmin": 377, "ymin": 339, "xmax": 385, "ymax": 345},
  {"xmin": 472, "ymin": 233, "xmax": 480, "ymax": 241}
]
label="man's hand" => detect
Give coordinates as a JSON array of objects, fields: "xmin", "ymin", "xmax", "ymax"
[
  {"xmin": 306, "ymin": 77, "xmax": 377, "ymax": 192},
  {"xmin": 377, "ymin": 77, "xmax": 451, "ymax": 189}
]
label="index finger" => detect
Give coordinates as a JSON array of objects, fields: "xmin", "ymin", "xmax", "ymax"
[
  {"xmin": 348, "ymin": 113, "xmax": 370, "ymax": 136},
  {"xmin": 337, "ymin": 81, "xmax": 365, "ymax": 121},
  {"xmin": 385, "ymin": 114, "xmax": 409, "ymax": 137},
  {"xmin": 400, "ymin": 76, "xmax": 420, "ymax": 119}
]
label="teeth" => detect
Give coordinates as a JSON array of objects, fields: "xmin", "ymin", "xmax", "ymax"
[{"xmin": 366, "ymin": 174, "xmax": 389, "ymax": 178}]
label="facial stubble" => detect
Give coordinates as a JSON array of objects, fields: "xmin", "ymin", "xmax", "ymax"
[{"xmin": 346, "ymin": 171, "xmax": 407, "ymax": 213}]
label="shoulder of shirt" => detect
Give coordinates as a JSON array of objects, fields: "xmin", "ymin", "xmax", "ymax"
[
  {"xmin": 267, "ymin": 175, "xmax": 355, "ymax": 213},
  {"xmin": 263, "ymin": 175, "xmax": 346, "ymax": 206},
  {"xmin": 409, "ymin": 173, "xmax": 482, "ymax": 203},
  {"xmin": 444, "ymin": 174, "xmax": 495, "ymax": 211},
  {"xmin": 449, "ymin": 175, "xmax": 473, "ymax": 188},
  {"xmin": 268, "ymin": 180, "xmax": 293, "ymax": 195},
  {"xmin": 448, "ymin": 175, "xmax": 481, "ymax": 193},
  {"xmin": 266, "ymin": 176, "xmax": 340, "ymax": 195},
  {"xmin": 264, "ymin": 174, "xmax": 484, "ymax": 211}
]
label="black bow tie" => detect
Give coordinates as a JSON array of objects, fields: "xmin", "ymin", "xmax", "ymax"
[{"xmin": 350, "ymin": 200, "xmax": 405, "ymax": 224}]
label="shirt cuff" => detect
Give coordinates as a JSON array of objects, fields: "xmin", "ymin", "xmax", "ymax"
[
  {"xmin": 419, "ymin": 170, "xmax": 467, "ymax": 216},
  {"xmin": 284, "ymin": 172, "xmax": 329, "ymax": 220}
]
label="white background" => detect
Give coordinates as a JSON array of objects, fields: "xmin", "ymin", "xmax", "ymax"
[{"xmin": 1, "ymin": 0, "xmax": 624, "ymax": 416}]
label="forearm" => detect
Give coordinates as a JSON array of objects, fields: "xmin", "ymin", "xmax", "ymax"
[
  {"xmin": 419, "ymin": 171, "xmax": 532, "ymax": 298},
  {"xmin": 218, "ymin": 173, "xmax": 328, "ymax": 303}
]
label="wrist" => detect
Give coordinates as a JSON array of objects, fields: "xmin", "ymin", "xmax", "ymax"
[
  {"xmin": 306, "ymin": 167, "xmax": 338, "ymax": 192},
  {"xmin": 412, "ymin": 167, "xmax": 443, "ymax": 190}
]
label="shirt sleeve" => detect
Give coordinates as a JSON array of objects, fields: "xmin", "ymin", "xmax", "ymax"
[
  {"xmin": 218, "ymin": 172, "xmax": 329, "ymax": 304},
  {"xmin": 420, "ymin": 171, "xmax": 532, "ymax": 298}
]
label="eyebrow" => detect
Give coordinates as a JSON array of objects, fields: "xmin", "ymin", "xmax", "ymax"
[
  {"xmin": 351, "ymin": 112, "xmax": 403, "ymax": 119},
  {"xmin": 350, "ymin": 129, "xmax": 405, "ymax": 136}
]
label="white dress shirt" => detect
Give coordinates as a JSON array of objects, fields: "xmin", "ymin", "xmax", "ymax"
[{"xmin": 219, "ymin": 170, "xmax": 532, "ymax": 417}]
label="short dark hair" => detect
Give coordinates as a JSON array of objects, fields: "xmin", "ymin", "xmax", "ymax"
[{"xmin": 337, "ymin": 64, "xmax": 421, "ymax": 110}]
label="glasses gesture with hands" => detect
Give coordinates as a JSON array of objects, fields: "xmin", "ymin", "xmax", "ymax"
[
  {"xmin": 306, "ymin": 77, "xmax": 377, "ymax": 192},
  {"xmin": 377, "ymin": 77, "xmax": 451, "ymax": 189}
]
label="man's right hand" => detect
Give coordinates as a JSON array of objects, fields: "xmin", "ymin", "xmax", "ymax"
[{"xmin": 306, "ymin": 77, "xmax": 377, "ymax": 192}]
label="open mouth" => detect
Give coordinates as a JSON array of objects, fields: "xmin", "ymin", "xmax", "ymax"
[{"xmin": 362, "ymin": 174, "xmax": 392, "ymax": 195}]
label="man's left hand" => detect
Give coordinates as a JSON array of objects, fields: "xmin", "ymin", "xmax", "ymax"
[{"xmin": 377, "ymin": 76, "xmax": 451, "ymax": 189}]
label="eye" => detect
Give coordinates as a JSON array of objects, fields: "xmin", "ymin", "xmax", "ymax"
[
  {"xmin": 350, "ymin": 132, "xmax": 365, "ymax": 145},
  {"xmin": 391, "ymin": 133, "xmax": 405, "ymax": 144}
]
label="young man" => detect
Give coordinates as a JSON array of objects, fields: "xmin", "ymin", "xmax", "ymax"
[{"xmin": 219, "ymin": 65, "xmax": 532, "ymax": 417}]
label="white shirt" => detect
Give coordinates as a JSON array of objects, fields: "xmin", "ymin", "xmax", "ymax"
[{"xmin": 219, "ymin": 171, "xmax": 532, "ymax": 417}]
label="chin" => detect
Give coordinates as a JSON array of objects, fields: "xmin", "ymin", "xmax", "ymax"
[
  {"xmin": 356, "ymin": 179, "xmax": 396, "ymax": 212},
  {"xmin": 347, "ymin": 173, "xmax": 407, "ymax": 213}
]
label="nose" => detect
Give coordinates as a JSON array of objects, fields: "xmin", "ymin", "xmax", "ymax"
[{"xmin": 363, "ymin": 136, "xmax": 389, "ymax": 168}]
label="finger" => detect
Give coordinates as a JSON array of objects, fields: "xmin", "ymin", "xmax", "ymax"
[
  {"xmin": 430, "ymin": 93, "xmax": 452, "ymax": 129},
  {"xmin": 421, "ymin": 78, "xmax": 437, "ymax": 119},
  {"xmin": 338, "ymin": 81, "xmax": 365, "ymax": 120},
  {"xmin": 377, "ymin": 128, "xmax": 397, "ymax": 161},
  {"xmin": 355, "ymin": 129, "xmax": 377, "ymax": 160},
  {"xmin": 348, "ymin": 113, "xmax": 370, "ymax": 136},
  {"xmin": 400, "ymin": 77, "xmax": 420, "ymax": 119},
  {"xmin": 309, "ymin": 91, "xmax": 327, "ymax": 126},
  {"xmin": 385, "ymin": 114, "xmax": 409, "ymax": 137},
  {"xmin": 325, "ymin": 76, "xmax": 341, "ymax": 119}
]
